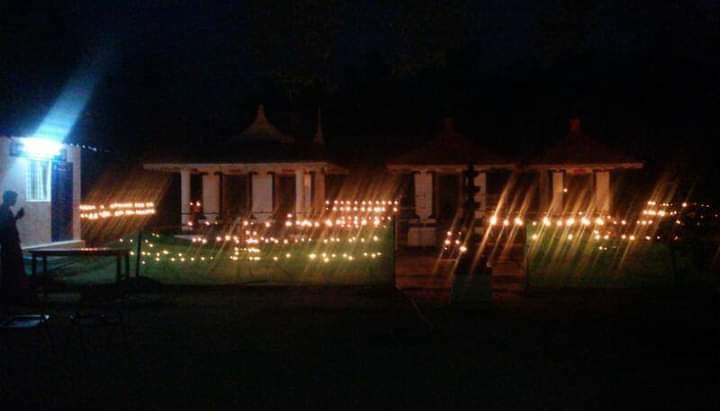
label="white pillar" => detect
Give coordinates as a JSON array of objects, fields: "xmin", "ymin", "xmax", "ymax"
[
  {"xmin": 414, "ymin": 172, "xmax": 433, "ymax": 221},
  {"xmin": 202, "ymin": 173, "xmax": 220, "ymax": 223},
  {"xmin": 181, "ymin": 169, "xmax": 191, "ymax": 227},
  {"xmin": 538, "ymin": 171, "xmax": 550, "ymax": 213},
  {"xmin": 295, "ymin": 169, "xmax": 305, "ymax": 218},
  {"xmin": 474, "ymin": 171, "xmax": 487, "ymax": 218},
  {"xmin": 303, "ymin": 173, "xmax": 312, "ymax": 213},
  {"xmin": 252, "ymin": 173, "xmax": 273, "ymax": 221},
  {"xmin": 551, "ymin": 171, "xmax": 564, "ymax": 214},
  {"xmin": 313, "ymin": 171, "xmax": 325, "ymax": 215},
  {"xmin": 595, "ymin": 171, "xmax": 611, "ymax": 215}
]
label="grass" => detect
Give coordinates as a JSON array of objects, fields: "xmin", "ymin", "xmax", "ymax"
[
  {"xmin": 31, "ymin": 228, "xmax": 395, "ymax": 287},
  {"xmin": 525, "ymin": 225, "xmax": 703, "ymax": 288}
]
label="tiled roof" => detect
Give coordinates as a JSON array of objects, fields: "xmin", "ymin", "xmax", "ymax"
[
  {"xmin": 230, "ymin": 104, "xmax": 295, "ymax": 144},
  {"xmin": 529, "ymin": 119, "xmax": 641, "ymax": 167},
  {"xmin": 144, "ymin": 105, "xmax": 335, "ymax": 164},
  {"xmin": 387, "ymin": 119, "xmax": 509, "ymax": 166},
  {"xmin": 159, "ymin": 141, "xmax": 332, "ymax": 164}
]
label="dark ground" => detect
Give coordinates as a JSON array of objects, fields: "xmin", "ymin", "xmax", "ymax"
[{"xmin": 2, "ymin": 286, "xmax": 719, "ymax": 410}]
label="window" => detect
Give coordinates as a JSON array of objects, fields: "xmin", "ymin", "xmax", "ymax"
[{"xmin": 26, "ymin": 159, "xmax": 51, "ymax": 202}]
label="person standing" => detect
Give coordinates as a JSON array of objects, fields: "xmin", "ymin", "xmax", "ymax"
[{"xmin": 0, "ymin": 190, "xmax": 27, "ymax": 302}]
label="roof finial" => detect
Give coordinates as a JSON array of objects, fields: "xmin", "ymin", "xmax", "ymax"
[
  {"xmin": 235, "ymin": 104, "xmax": 295, "ymax": 144},
  {"xmin": 257, "ymin": 104, "xmax": 267, "ymax": 122},
  {"xmin": 313, "ymin": 107, "xmax": 324, "ymax": 144}
]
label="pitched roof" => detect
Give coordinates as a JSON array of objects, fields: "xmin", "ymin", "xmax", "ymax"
[
  {"xmin": 386, "ymin": 118, "xmax": 510, "ymax": 167},
  {"xmin": 173, "ymin": 141, "xmax": 331, "ymax": 164},
  {"xmin": 231, "ymin": 105, "xmax": 294, "ymax": 144},
  {"xmin": 529, "ymin": 119, "xmax": 642, "ymax": 168},
  {"xmin": 144, "ymin": 105, "xmax": 334, "ymax": 164}
]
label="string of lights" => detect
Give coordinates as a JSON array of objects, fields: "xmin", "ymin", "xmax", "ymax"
[
  {"xmin": 441, "ymin": 200, "xmax": 718, "ymax": 256},
  {"xmin": 80, "ymin": 202, "xmax": 156, "ymax": 220},
  {"xmin": 118, "ymin": 228, "xmax": 388, "ymax": 266},
  {"xmin": 185, "ymin": 198, "xmax": 399, "ymax": 229}
]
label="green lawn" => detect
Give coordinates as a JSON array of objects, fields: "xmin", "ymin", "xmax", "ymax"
[
  {"xmin": 33, "ymin": 228, "xmax": 395, "ymax": 286},
  {"xmin": 525, "ymin": 225, "xmax": 703, "ymax": 288}
]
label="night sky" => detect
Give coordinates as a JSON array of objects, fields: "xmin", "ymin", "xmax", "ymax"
[{"xmin": 1, "ymin": 1, "xmax": 719, "ymax": 196}]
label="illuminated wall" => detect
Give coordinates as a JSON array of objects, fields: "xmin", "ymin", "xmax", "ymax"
[{"xmin": 0, "ymin": 137, "xmax": 81, "ymax": 247}]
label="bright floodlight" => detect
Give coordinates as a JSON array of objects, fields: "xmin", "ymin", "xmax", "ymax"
[{"xmin": 21, "ymin": 137, "xmax": 63, "ymax": 159}]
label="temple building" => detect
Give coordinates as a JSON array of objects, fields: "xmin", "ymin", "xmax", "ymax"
[
  {"xmin": 144, "ymin": 105, "xmax": 346, "ymax": 227},
  {"xmin": 145, "ymin": 107, "xmax": 642, "ymax": 246},
  {"xmin": 527, "ymin": 118, "xmax": 643, "ymax": 217},
  {"xmin": 386, "ymin": 118, "xmax": 516, "ymax": 246}
]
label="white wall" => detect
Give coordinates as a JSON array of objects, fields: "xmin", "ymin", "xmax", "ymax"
[
  {"xmin": 414, "ymin": 172, "xmax": 433, "ymax": 220},
  {"xmin": 251, "ymin": 173, "xmax": 273, "ymax": 221},
  {"xmin": 69, "ymin": 144, "xmax": 82, "ymax": 240},
  {"xmin": 202, "ymin": 173, "xmax": 220, "ymax": 223},
  {"xmin": 595, "ymin": 171, "xmax": 611, "ymax": 214},
  {"xmin": 0, "ymin": 137, "xmax": 81, "ymax": 247}
]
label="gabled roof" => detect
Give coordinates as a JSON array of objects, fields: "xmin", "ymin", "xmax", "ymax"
[
  {"xmin": 386, "ymin": 118, "xmax": 512, "ymax": 168},
  {"xmin": 528, "ymin": 119, "xmax": 643, "ymax": 169},
  {"xmin": 231, "ymin": 104, "xmax": 294, "ymax": 144},
  {"xmin": 144, "ymin": 105, "xmax": 338, "ymax": 165},
  {"xmin": 160, "ymin": 140, "xmax": 332, "ymax": 164}
]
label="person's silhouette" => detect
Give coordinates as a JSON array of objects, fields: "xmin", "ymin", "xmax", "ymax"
[{"xmin": 0, "ymin": 190, "xmax": 27, "ymax": 302}]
